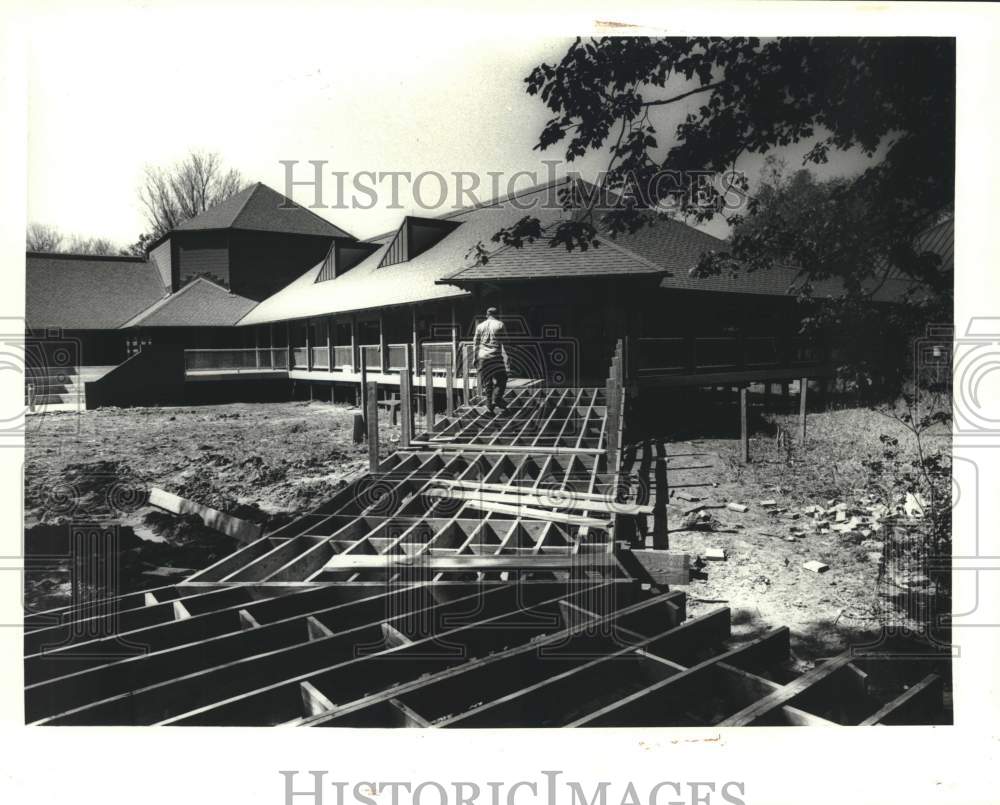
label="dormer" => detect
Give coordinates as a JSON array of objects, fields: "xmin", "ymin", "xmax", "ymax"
[
  {"xmin": 378, "ymin": 216, "xmax": 462, "ymax": 268},
  {"xmin": 316, "ymin": 240, "xmax": 380, "ymax": 282}
]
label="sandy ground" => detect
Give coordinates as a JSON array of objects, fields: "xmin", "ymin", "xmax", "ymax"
[
  {"xmin": 634, "ymin": 406, "xmax": 951, "ymax": 670},
  {"xmin": 24, "ymin": 399, "xmax": 949, "ymax": 675},
  {"xmin": 24, "ymin": 401, "xmax": 399, "ymax": 610}
]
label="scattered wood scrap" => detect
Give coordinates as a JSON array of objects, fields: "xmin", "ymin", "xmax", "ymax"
[
  {"xmin": 726, "ymin": 502, "xmax": 749, "ymax": 513},
  {"xmin": 148, "ymin": 487, "xmax": 263, "ymax": 545},
  {"xmin": 803, "ymin": 560, "xmax": 830, "ymax": 574}
]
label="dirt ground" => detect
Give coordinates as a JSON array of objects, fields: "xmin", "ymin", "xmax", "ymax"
[
  {"xmin": 24, "ymin": 401, "xmax": 399, "ymax": 611},
  {"xmin": 635, "ymin": 405, "xmax": 951, "ymax": 671},
  {"xmin": 24, "ymin": 399, "xmax": 950, "ymax": 674}
]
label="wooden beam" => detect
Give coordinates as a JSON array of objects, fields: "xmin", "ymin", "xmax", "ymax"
[
  {"xmin": 360, "ymin": 347, "xmax": 369, "ymax": 420},
  {"xmin": 740, "ymin": 385, "xmax": 750, "ymax": 464},
  {"xmin": 799, "ymin": 376, "xmax": 808, "ymax": 442},
  {"xmin": 148, "ymin": 487, "xmax": 262, "ymax": 545},
  {"xmin": 859, "ymin": 673, "xmax": 943, "ymax": 726},
  {"xmin": 425, "ymin": 359, "xmax": 436, "ymax": 433},
  {"xmin": 399, "ymin": 347, "xmax": 413, "ymax": 449},
  {"xmin": 366, "ymin": 381, "xmax": 379, "ymax": 472},
  {"xmin": 719, "ymin": 652, "xmax": 855, "ymax": 726},
  {"xmin": 425, "ymin": 486, "xmax": 652, "ymax": 516},
  {"xmin": 300, "ymin": 680, "xmax": 335, "ymax": 717},
  {"xmin": 322, "ymin": 554, "xmax": 613, "ymax": 572},
  {"xmin": 453, "ymin": 498, "xmax": 610, "ymax": 527},
  {"xmin": 445, "ymin": 353, "xmax": 455, "ymax": 418}
]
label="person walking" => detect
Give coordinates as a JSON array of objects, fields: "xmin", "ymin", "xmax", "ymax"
[{"xmin": 472, "ymin": 306, "xmax": 509, "ymax": 414}]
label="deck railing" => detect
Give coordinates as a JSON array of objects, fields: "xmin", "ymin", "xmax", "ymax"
[
  {"xmin": 184, "ymin": 348, "xmax": 288, "ymax": 373},
  {"xmin": 333, "ymin": 345, "xmax": 354, "ymax": 369},
  {"xmin": 636, "ymin": 335, "xmax": 825, "ymax": 378},
  {"xmin": 310, "ymin": 346, "xmax": 330, "ymax": 369}
]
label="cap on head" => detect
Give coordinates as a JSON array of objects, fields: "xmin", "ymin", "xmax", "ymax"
[{"xmin": 486, "ymin": 306, "xmax": 498, "ymax": 316}]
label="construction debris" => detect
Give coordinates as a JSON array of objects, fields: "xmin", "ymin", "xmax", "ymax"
[
  {"xmin": 803, "ymin": 560, "xmax": 830, "ymax": 574},
  {"xmin": 148, "ymin": 487, "xmax": 262, "ymax": 545},
  {"xmin": 726, "ymin": 502, "xmax": 749, "ymax": 513},
  {"xmin": 704, "ymin": 548, "xmax": 727, "ymax": 561}
]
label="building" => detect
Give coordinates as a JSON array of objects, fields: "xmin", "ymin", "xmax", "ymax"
[{"xmin": 26, "ymin": 177, "xmax": 948, "ymax": 410}]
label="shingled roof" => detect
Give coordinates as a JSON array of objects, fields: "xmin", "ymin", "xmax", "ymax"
[
  {"xmin": 26, "ymin": 253, "xmax": 167, "ymax": 330},
  {"xmin": 238, "ymin": 180, "xmax": 573, "ymax": 325},
  {"xmin": 174, "ymin": 182, "xmax": 353, "ymax": 239},
  {"xmin": 121, "ymin": 277, "xmax": 258, "ymax": 328}
]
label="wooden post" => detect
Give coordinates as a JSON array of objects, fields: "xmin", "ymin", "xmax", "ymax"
[
  {"xmin": 450, "ymin": 301, "xmax": 458, "ymax": 371},
  {"xmin": 254, "ymin": 326, "xmax": 261, "ymax": 369},
  {"xmin": 305, "ymin": 319, "xmax": 313, "ymax": 371},
  {"xmin": 799, "ymin": 377, "xmax": 808, "ymax": 442},
  {"xmin": 366, "ymin": 381, "xmax": 379, "ymax": 471},
  {"xmin": 425, "ymin": 359, "xmax": 436, "ymax": 433},
  {"xmin": 462, "ymin": 353, "xmax": 470, "ymax": 406},
  {"xmin": 352, "ymin": 411, "xmax": 365, "ymax": 444},
  {"xmin": 360, "ymin": 349, "xmax": 368, "ymax": 421},
  {"xmin": 350, "ymin": 314, "xmax": 358, "ymax": 372},
  {"xmin": 327, "ymin": 316, "xmax": 334, "ymax": 374},
  {"xmin": 378, "ymin": 312, "xmax": 388, "ymax": 373},
  {"xmin": 740, "ymin": 386, "xmax": 750, "ymax": 464},
  {"xmin": 286, "ymin": 321, "xmax": 293, "ymax": 371},
  {"xmin": 400, "ymin": 347, "xmax": 413, "ymax": 448},
  {"xmin": 445, "ymin": 353, "xmax": 454, "ymax": 418},
  {"xmin": 411, "ymin": 306, "xmax": 419, "ymax": 379}
]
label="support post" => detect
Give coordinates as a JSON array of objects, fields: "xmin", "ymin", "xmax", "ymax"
[
  {"xmin": 327, "ymin": 316, "xmax": 334, "ymax": 374},
  {"xmin": 286, "ymin": 321, "xmax": 293, "ymax": 371},
  {"xmin": 445, "ymin": 353, "xmax": 454, "ymax": 418},
  {"xmin": 366, "ymin": 381, "xmax": 379, "ymax": 471},
  {"xmin": 378, "ymin": 312, "xmax": 388, "ymax": 373},
  {"xmin": 462, "ymin": 354, "xmax": 470, "ymax": 405},
  {"xmin": 740, "ymin": 385, "xmax": 750, "ymax": 464},
  {"xmin": 350, "ymin": 314, "xmax": 358, "ymax": 372},
  {"xmin": 411, "ymin": 306, "xmax": 419, "ymax": 379},
  {"xmin": 400, "ymin": 347, "xmax": 413, "ymax": 448},
  {"xmin": 305, "ymin": 319, "xmax": 313, "ymax": 371},
  {"xmin": 254, "ymin": 326, "xmax": 261, "ymax": 370},
  {"xmin": 425, "ymin": 359, "xmax": 436, "ymax": 433},
  {"xmin": 360, "ymin": 349, "xmax": 368, "ymax": 422},
  {"xmin": 799, "ymin": 377, "xmax": 808, "ymax": 442}
]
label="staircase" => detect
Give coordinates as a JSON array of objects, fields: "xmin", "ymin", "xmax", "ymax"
[{"xmin": 25, "ymin": 365, "xmax": 116, "ymax": 413}]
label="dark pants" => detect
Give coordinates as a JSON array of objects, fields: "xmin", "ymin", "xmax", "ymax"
[{"xmin": 478, "ymin": 357, "xmax": 508, "ymax": 409}]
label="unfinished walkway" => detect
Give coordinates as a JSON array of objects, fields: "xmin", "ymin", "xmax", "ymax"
[{"xmin": 23, "ymin": 344, "xmax": 946, "ymax": 726}]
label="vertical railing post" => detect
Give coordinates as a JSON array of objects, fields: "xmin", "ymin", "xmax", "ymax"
[
  {"xmin": 366, "ymin": 381, "xmax": 379, "ymax": 472},
  {"xmin": 799, "ymin": 377, "xmax": 808, "ymax": 442},
  {"xmin": 740, "ymin": 385, "xmax": 750, "ymax": 464},
  {"xmin": 350, "ymin": 314, "xmax": 358, "ymax": 372},
  {"xmin": 360, "ymin": 349, "xmax": 368, "ymax": 422},
  {"xmin": 444, "ymin": 353, "xmax": 455, "ymax": 419},
  {"xmin": 400, "ymin": 346, "xmax": 413, "ymax": 448},
  {"xmin": 425, "ymin": 359, "xmax": 436, "ymax": 433}
]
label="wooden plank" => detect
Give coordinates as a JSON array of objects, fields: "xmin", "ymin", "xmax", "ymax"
[
  {"xmin": 389, "ymin": 697, "xmax": 430, "ymax": 727},
  {"xmin": 407, "ymin": 441, "xmax": 604, "ymax": 456},
  {"xmin": 799, "ymin": 376, "xmax": 808, "ymax": 442},
  {"xmin": 740, "ymin": 386, "xmax": 749, "ymax": 464},
  {"xmin": 445, "ymin": 354, "xmax": 454, "ymax": 418},
  {"xmin": 399, "ymin": 347, "xmax": 413, "ymax": 448},
  {"xmin": 455, "ymin": 498, "xmax": 610, "ymax": 527},
  {"xmin": 172, "ymin": 600, "xmax": 191, "ymax": 621},
  {"xmin": 719, "ymin": 652, "xmax": 855, "ymax": 726},
  {"xmin": 425, "ymin": 359, "xmax": 436, "ymax": 433},
  {"xmin": 238, "ymin": 609, "xmax": 260, "ymax": 630},
  {"xmin": 425, "ymin": 485, "xmax": 652, "ymax": 516},
  {"xmin": 306, "ymin": 616, "xmax": 334, "ymax": 641},
  {"xmin": 366, "ymin": 381, "xmax": 379, "ymax": 472},
  {"xmin": 148, "ymin": 487, "xmax": 262, "ymax": 545},
  {"xmin": 322, "ymin": 554, "xmax": 614, "ymax": 572},
  {"xmin": 859, "ymin": 674, "xmax": 943, "ymax": 726},
  {"xmin": 381, "ymin": 622, "xmax": 412, "ymax": 648},
  {"xmin": 431, "ymin": 477, "xmax": 638, "ymax": 506},
  {"xmin": 300, "ymin": 680, "xmax": 335, "ymax": 717},
  {"xmin": 143, "ymin": 592, "xmax": 158, "ymax": 607}
]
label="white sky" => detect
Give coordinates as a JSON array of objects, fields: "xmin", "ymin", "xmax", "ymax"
[{"xmin": 26, "ymin": 4, "xmax": 877, "ymax": 247}]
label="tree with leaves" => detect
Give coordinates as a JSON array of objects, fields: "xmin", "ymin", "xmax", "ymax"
[{"xmin": 491, "ymin": 37, "xmax": 954, "ymax": 307}]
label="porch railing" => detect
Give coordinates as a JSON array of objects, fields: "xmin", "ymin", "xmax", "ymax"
[
  {"xmin": 636, "ymin": 335, "xmax": 825, "ymax": 377},
  {"xmin": 310, "ymin": 346, "xmax": 330, "ymax": 369},
  {"xmin": 184, "ymin": 348, "xmax": 289, "ymax": 373},
  {"xmin": 333, "ymin": 345, "xmax": 353, "ymax": 369}
]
